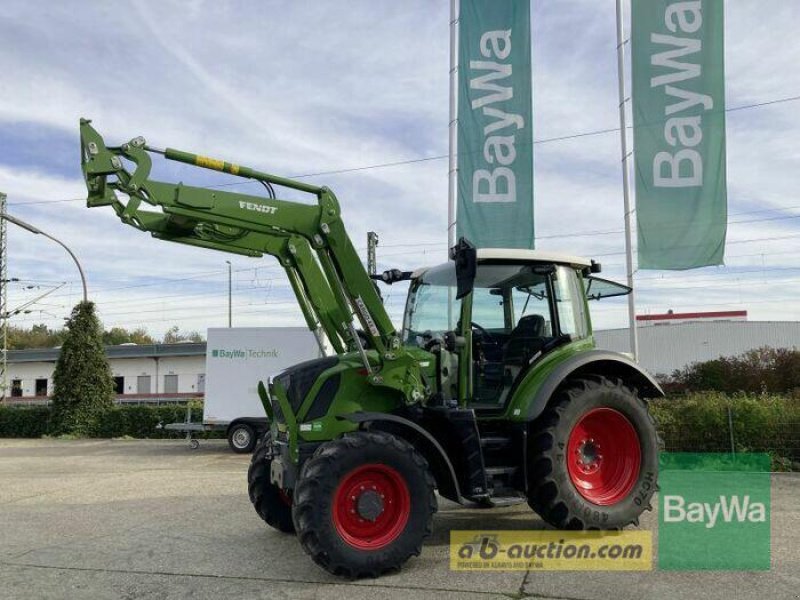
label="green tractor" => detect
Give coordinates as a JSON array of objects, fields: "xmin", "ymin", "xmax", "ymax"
[{"xmin": 80, "ymin": 120, "xmax": 662, "ymax": 578}]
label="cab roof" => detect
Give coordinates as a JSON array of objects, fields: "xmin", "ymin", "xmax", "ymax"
[
  {"xmin": 412, "ymin": 248, "xmax": 592, "ymax": 280},
  {"xmin": 475, "ymin": 248, "xmax": 591, "ymax": 267}
]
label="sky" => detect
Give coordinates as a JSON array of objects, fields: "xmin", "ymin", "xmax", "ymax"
[{"xmin": 1, "ymin": 0, "xmax": 799, "ymax": 347}]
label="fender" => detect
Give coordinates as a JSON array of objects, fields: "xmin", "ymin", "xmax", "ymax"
[
  {"xmin": 227, "ymin": 417, "xmax": 270, "ymax": 436},
  {"xmin": 341, "ymin": 412, "xmax": 463, "ymax": 504},
  {"xmin": 525, "ymin": 350, "xmax": 664, "ymax": 421}
]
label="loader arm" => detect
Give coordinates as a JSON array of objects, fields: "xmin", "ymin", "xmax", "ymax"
[{"xmin": 79, "ymin": 120, "xmax": 426, "ymax": 402}]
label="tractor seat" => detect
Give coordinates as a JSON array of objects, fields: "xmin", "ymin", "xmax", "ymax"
[{"xmin": 503, "ymin": 314, "xmax": 547, "ymax": 366}]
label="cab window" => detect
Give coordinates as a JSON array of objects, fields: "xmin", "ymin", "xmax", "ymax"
[{"xmin": 554, "ymin": 266, "xmax": 588, "ymax": 339}]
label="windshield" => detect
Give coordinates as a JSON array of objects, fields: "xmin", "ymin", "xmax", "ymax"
[{"xmin": 403, "ymin": 262, "xmax": 586, "ymax": 345}]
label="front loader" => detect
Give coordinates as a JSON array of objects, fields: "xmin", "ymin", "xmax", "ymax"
[{"xmin": 80, "ymin": 120, "xmax": 662, "ymax": 578}]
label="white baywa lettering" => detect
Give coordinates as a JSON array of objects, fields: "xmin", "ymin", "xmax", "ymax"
[
  {"xmin": 469, "ymin": 61, "xmax": 513, "ymax": 109},
  {"xmin": 468, "ymin": 28, "xmax": 524, "ymax": 205},
  {"xmin": 650, "ymin": 2, "xmax": 713, "ymax": 189},
  {"xmin": 482, "ymin": 107, "xmax": 525, "ymax": 135},
  {"xmin": 473, "ymin": 167, "xmax": 516, "ymax": 203},
  {"xmin": 664, "ymin": 116, "xmax": 703, "ymax": 147},
  {"xmin": 650, "ymin": 34, "xmax": 701, "ymax": 87},
  {"xmin": 662, "ymin": 495, "xmax": 767, "ymax": 528},
  {"xmin": 653, "ymin": 149, "xmax": 702, "ymax": 187},
  {"xmin": 483, "ymin": 135, "xmax": 517, "ymax": 166},
  {"xmin": 664, "ymin": 85, "xmax": 713, "ymax": 116},
  {"xmin": 665, "ymin": 1, "xmax": 702, "ymax": 34},
  {"xmin": 480, "ymin": 29, "xmax": 511, "ymax": 60},
  {"xmin": 239, "ymin": 200, "xmax": 278, "ymax": 215}
]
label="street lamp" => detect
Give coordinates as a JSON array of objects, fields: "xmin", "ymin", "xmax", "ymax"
[
  {"xmin": 226, "ymin": 260, "xmax": 232, "ymax": 328},
  {"xmin": 1, "ymin": 213, "xmax": 88, "ymax": 303}
]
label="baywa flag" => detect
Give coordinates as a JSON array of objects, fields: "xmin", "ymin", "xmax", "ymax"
[
  {"xmin": 457, "ymin": 0, "xmax": 534, "ymax": 249},
  {"xmin": 632, "ymin": 0, "xmax": 727, "ymax": 270}
]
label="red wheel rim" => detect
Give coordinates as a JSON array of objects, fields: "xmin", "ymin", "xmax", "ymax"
[
  {"xmin": 566, "ymin": 408, "xmax": 641, "ymax": 506},
  {"xmin": 332, "ymin": 463, "xmax": 411, "ymax": 550}
]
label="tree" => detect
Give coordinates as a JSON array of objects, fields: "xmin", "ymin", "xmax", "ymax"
[
  {"xmin": 7, "ymin": 323, "xmax": 64, "ymax": 349},
  {"xmin": 102, "ymin": 326, "xmax": 155, "ymax": 346},
  {"xmin": 51, "ymin": 302, "xmax": 115, "ymax": 435},
  {"xmin": 162, "ymin": 325, "xmax": 204, "ymax": 344}
]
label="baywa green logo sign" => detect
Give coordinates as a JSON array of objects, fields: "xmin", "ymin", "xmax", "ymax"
[
  {"xmin": 658, "ymin": 453, "xmax": 770, "ymax": 570},
  {"xmin": 211, "ymin": 348, "xmax": 279, "ymax": 359}
]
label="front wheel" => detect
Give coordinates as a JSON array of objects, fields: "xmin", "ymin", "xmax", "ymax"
[
  {"xmin": 247, "ymin": 434, "xmax": 295, "ymax": 533},
  {"xmin": 292, "ymin": 431, "xmax": 437, "ymax": 578},
  {"xmin": 528, "ymin": 377, "xmax": 659, "ymax": 529}
]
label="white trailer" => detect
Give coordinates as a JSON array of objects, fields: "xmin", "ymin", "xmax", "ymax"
[{"xmin": 165, "ymin": 327, "xmax": 323, "ymax": 452}]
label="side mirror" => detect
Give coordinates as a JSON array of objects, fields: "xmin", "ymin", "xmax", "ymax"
[{"xmin": 449, "ymin": 237, "xmax": 477, "ymax": 300}]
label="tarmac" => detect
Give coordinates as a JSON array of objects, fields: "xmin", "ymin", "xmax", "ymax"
[{"xmin": 0, "ymin": 438, "xmax": 797, "ymax": 600}]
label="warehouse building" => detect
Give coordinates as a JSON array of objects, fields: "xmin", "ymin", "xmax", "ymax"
[
  {"xmin": 4, "ymin": 343, "xmax": 207, "ymax": 405},
  {"xmin": 594, "ymin": 311, "xmax": 800, "ymax": 376}
]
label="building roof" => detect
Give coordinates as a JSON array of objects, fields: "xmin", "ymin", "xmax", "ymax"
[
  {"xmin": 8, "ymin": 342, "xmax": 208, "ymax": 364},
  {"xmin": 636, "ymin": 310, "xmax": 747, "ymax": 322}
]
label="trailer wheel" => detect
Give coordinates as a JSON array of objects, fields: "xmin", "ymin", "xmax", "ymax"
[
  {"xmin": 293, "ymin": 431, "xmax": 437, "ymax": 578},
  {"xmin": 528, "ymin": 377, "xmax": 658, "ymax": 529},
  {"xmin": 228, "ymin": 422, "xmax": 256, "ymax": 453},
  {"xmin": 247, "ymin": 433, "xmax": 295, "ymax": 533}
]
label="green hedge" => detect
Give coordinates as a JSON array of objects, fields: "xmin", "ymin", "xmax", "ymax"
[
  {"xmin": 651, "ymin": 393, "xmax": 800, "ymax": 468},
  {"xmin": 0, "ymin": 403, "xmax": 224, "ymax": 440},
  {"xmin": 2, "ymin": 395, "xmax": 798, "ymax": 468}
]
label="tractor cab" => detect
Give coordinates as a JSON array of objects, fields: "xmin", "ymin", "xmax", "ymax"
[{"xmin": 403, "ymin": 248, "xmax": 630, "ymax": 407}]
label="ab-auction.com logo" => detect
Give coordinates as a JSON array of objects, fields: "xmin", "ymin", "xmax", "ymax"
[
  {"xmin": 658, "ymin": 453, "xmax": 771, "ymax": 570},
  {"xmin": 450, "ymin": 530, "xmax": 652, "ymax": 571}
]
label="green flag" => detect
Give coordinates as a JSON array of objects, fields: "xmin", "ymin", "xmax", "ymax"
[
  {"xmin": 632, "ymin": 0, "xmax": 727, "ymax": 269},
  {"xmin": 456, "ymin": 0, "xmax": 534, "ymax": 249}
]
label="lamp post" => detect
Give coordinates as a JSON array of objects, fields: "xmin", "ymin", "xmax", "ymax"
[
  {"xmin": 1, "ymin": 213, "xmax": 88, "ymax": 303},
  {"xmin": 226, "ymin": 260, "xmax": 232, "ymax": 327}
]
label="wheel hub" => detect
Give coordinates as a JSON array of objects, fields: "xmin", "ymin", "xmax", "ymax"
[
  {"xmin": 356, "ymin": 489, "xmax": 385, "ymax": 521},
  {"xmin": 575, "ymin": 439, "xmax": 602, "ymax": 471},
  {"xmin": 233, "ymin": 429, "xmax": 250, "ymax": 448}
]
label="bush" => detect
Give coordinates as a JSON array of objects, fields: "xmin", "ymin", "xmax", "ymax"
[
  {"xmin": 0, "ymin": 403, "xmax": 224, "ymax": 440},
  {"xmin": 666, "ymin": 347, "xmax": 800, "ymax": 395},
  {"xmin": 0, "ymin": 406, "xmax": 51, "ymax": 438}
]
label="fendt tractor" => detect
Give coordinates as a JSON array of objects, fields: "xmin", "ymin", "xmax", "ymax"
[{"xmin": 80, "ymin": 120, "xmax": 662, "ymax": 578}]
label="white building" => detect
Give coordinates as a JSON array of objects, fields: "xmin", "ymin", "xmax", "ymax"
[
  {"xmin": 595, "ymin": 311, "xmax": 800, "ymax": 376},
  {"xmin": 5, "ymin": 343, "xmax": 207, "ymax": 405}
]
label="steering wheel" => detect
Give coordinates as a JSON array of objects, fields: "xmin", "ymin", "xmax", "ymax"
[{"xmin": 470, "ymin": 321, "xmax": 501, "ymax": 349}]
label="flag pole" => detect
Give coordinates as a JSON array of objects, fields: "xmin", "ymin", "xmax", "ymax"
[
  {"xmin": 447, "ymin": 0, "xmax": 458, "ymax": 255},
  {"xmin": 615, "ymin": 0, "xmax": 639, "ymax": 361}
]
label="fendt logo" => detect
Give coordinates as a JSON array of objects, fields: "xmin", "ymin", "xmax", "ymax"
[
  {"xmin": 663, "ymin": 495, "xmax": 767, "ymax": 529},
  {"xmin": 239, "ymin": 200, "xmax": 278, "ymax": 215}
]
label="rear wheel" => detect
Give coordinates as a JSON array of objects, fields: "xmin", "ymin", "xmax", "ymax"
[
  {"xmin": 228, "ymin": 422, "xmax": 256, "ymax": 454},
  {"xmin": 247, "ymin": 433, "xmax": 295, "ymax": 533},
  {"xmin": 528, "ymin": 377, "xmax": 658, "ymax": 529},
  {"xmin": 293, "ymin": 431, "xmax": 437, "ymax": 578}
]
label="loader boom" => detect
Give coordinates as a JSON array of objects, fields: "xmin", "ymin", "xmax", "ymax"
[{"xmin": 79, "ymin": 120, "xmax": 423, "ymax": 398}]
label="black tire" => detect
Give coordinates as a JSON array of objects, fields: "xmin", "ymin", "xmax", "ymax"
[
  {"xmin": 293, "ymin": 431, "xmax": 437, "ymax": 578},
  {"xmin": 247, "ymin": 433, "xmax": 295, "ymax": 533},
  {"xmin": 528, "ymin": 377, "xmax": 659, "ymax": 530},
  {"xmin": 228, "ymin": 422, "xmax": 256, "ymax": 454}
]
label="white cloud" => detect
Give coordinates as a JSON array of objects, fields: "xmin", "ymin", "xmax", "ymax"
[{"xmin": 1, "ymin": 0, "xmax": 799, "ymax": 339}]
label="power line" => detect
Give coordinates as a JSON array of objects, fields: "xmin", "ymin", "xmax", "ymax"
[{"xmin": 7, "ymin": 93, "xmax": 800, "ymax": 207}]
